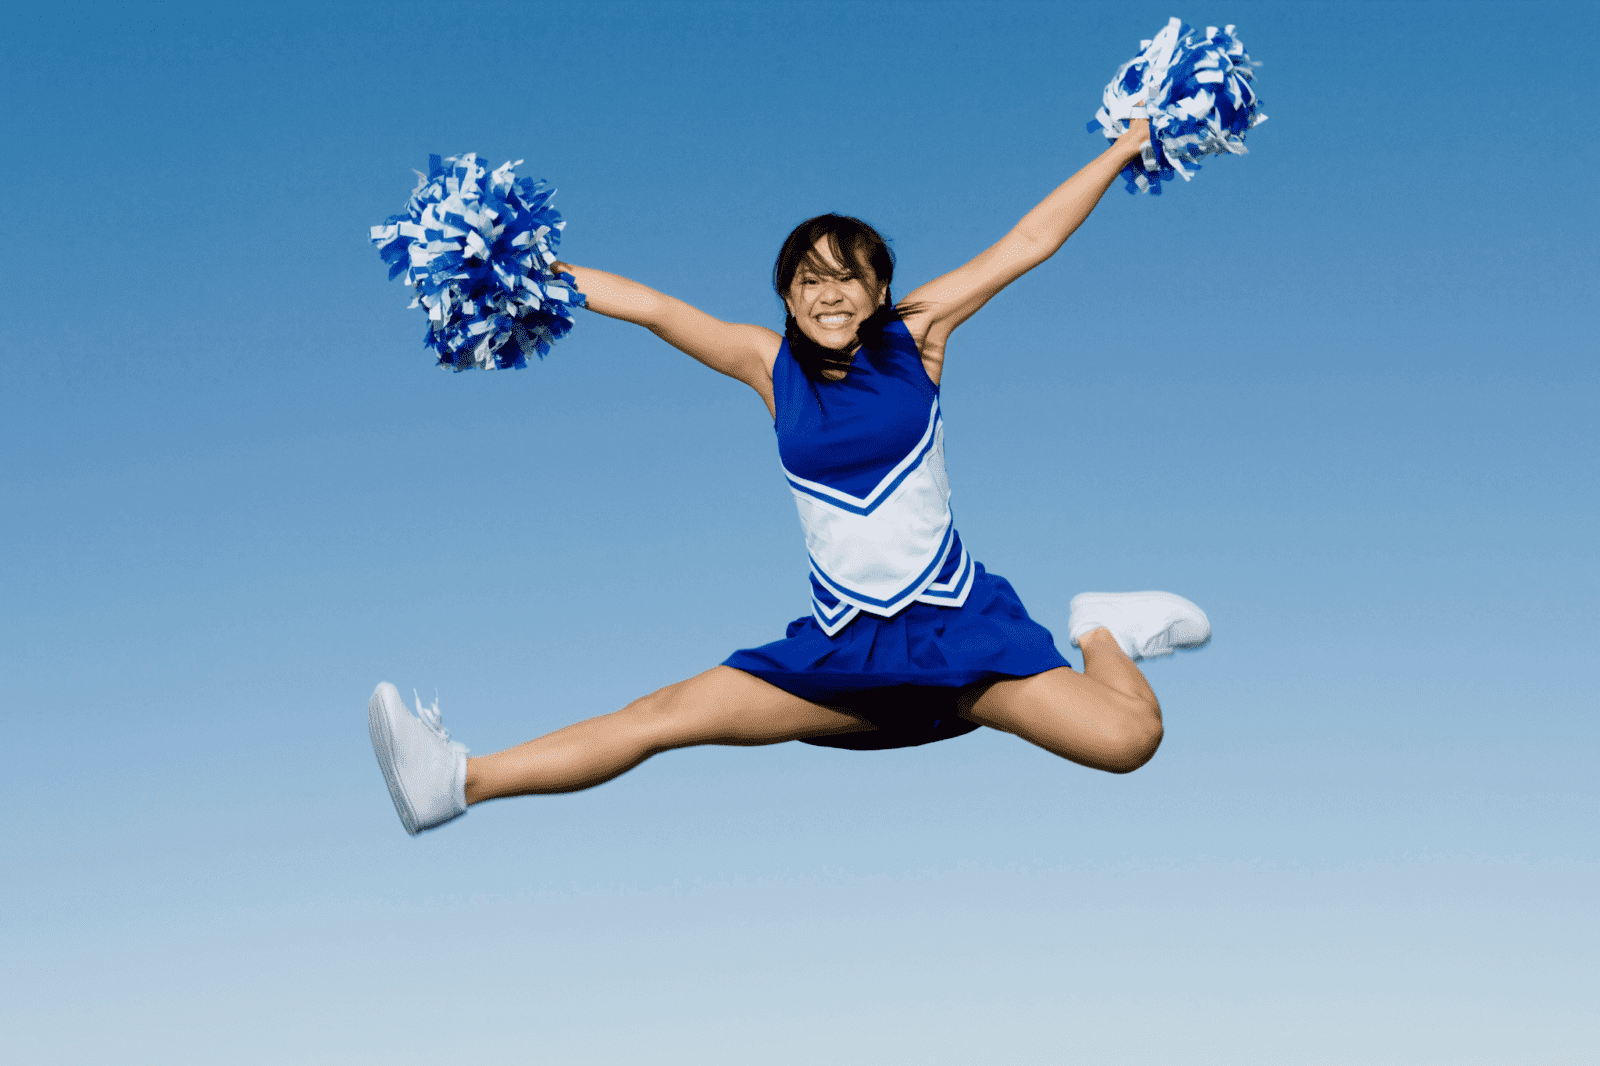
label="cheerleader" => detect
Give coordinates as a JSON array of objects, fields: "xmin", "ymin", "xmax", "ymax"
[{"xmin": 369, "ymin": 117, "xmax": 1212, "ymax": 835}]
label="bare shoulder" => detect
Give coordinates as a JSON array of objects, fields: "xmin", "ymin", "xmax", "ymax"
[
  {"xmin": 718, "ymin": 321, "xmax": 783, "ymax": 392},
  {"xmin": 737, "ymin": 322, "xmax": 785, "ymax": 372},
  {"xmin": 894, "ymin": 300, "xmax": 952, "ymax": 388}
]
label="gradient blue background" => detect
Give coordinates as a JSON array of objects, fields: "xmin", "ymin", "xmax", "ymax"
[{"xmin": 4, "ymin": 2, "xmax": 1596, "ymax": 1063}]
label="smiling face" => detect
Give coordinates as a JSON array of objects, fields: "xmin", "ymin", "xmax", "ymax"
[{"xmin": 784, "ymin": 238, "xmax": 887, "ymax": 352}]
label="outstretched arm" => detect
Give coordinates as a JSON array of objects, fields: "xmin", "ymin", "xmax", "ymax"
[
  {"xmin": 901, "ymin": 121, "xmax": 1150, "ymax": 363},
  {"xmin": 553, "ymin": 262, "xmax": 780, "ymax": 413}
]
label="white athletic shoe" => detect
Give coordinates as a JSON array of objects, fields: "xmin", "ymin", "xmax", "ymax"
[
  {"xmin": 1068, "ymin": 591, "xmax": 1211, "ymax": 662},
  {"xmin": 367, "ymin": 682, "xmax": 469, "ymax": 836}
]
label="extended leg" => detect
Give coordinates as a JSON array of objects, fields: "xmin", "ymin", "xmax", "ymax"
[
  {"xmin": 958, "ymin": 627, "xmax": 1164, "ymax": 773},
  {"xmin": 464, "ymin": 666, "xmax": 871, "ymax": 802}
]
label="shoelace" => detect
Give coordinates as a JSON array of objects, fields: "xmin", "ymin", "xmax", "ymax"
[{"xmin": 413, "ymin": 690, "xmax": 470, "ymax": 754}]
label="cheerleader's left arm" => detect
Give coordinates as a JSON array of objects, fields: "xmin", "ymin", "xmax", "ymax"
[{"xmin": 901, "ymin": 120, "xmax": 1149, "ymax": 377}]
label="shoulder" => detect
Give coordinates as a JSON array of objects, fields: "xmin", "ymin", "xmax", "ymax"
[
  {"xmin": 734, "ymin": 324, "xmax": 784, "ymax": 419},
  {"xmin": 889, "ymin": 301, "xmax": 937, "ymax": 348},
  {"xmin": 697, "ymin": 320, "xmax": 783, "ymax": 387},
  {"xmin": 889, "ymin": 304, "xmax": 949, "ymax": 388},
  {"xmin": 746, "ymin": 324, "xmax": 784, "ymax": 378},
  {"xmin": 750, "ymin": 323, "xmax": 784, "ymax": 353}
]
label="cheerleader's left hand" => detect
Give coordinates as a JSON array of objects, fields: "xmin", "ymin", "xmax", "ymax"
[{"xmin": 1110, "ymin": 118, "xmax": 1151, "ymax": 164}]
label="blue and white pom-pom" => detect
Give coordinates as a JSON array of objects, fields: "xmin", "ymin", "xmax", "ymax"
[
  {"xmin": 370, "ymin": 153, "xmax": 585, "ymax": 370},
  {"xmin": 1089, "ymin": 18, "xmax": 1266, "ymax": 194}
]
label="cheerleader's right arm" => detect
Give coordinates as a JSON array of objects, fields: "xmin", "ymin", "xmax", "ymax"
[{"xmin": 555, "ymin": 263, "xmax": 780, "ymax": 414}]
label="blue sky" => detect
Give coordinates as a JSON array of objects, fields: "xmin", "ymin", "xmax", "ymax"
[{"xmin": 3, "ymin": 2, "xmax": 1596, "ymax": 1063}]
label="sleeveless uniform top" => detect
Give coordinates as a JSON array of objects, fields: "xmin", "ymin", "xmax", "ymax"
[{"xmin": 774, "ymin": 315, "xmax": 976, "ymax": 636}]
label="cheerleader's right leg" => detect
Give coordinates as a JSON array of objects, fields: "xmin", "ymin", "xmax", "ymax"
[{"xmin": 368, "ymin": 667, "xmax": 873, "ymax": 834}]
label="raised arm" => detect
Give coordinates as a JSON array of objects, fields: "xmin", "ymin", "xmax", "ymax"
[
  {"xmin": 553, "ymin": 263, "xmax": 781, "ymax": 415},
  {"xmin": 901, "ymin": 121, "xmax": 1150, "ymax": 366}
]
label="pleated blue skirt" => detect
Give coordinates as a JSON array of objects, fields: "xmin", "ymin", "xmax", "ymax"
[{"xmin": 722, "ymin": 564, "xmax": 1072, "ymax": 750}]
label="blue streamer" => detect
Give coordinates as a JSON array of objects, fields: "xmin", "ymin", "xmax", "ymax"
[
  {"xmin": 1089, "ymin": 18, "xmax": 1266, "ymax": 194},
  {"xmin": 370, "ymin": 154, "xmax": 585, "ymax": 370}
]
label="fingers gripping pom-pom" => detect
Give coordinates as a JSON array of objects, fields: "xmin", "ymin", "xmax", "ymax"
[
  {"xmin": 370, "ymin": 154, "xmax": 585, "ymax": 370},
  {"xmin": 1088, "ymin": 18, "xmax": 1266, "ymax": 194}
]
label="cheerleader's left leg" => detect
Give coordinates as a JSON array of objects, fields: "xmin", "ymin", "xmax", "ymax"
[
  {"xmin": 959, "ymin": 589, "xmax": 1212, "ymax": 772},
  {"xmin": 958, "ymin": 628, "xmax": 1165, "ymax": 774}
]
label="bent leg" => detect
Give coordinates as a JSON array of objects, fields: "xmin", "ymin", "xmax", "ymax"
[
  {"xmin": 959, "ymin": 628, "xmax": 1164, "ymax": 774},
  {"xmin": 464, "ymin": 666, "xmax": 872, "ymax": 802}
]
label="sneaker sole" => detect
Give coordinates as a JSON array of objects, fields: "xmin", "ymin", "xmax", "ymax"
[{"xmin": 368, "ymin": 682, "xmax": 421, "ymax": 836}]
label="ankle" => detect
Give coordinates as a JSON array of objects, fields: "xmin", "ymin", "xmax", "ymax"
[
  {"xmin": 1075, "ymin": 626, "xmax": 1115, "ymax": 649},
  {"xmin": 463, "ymin": 757, "xmax": 489, "ymax": 806}
]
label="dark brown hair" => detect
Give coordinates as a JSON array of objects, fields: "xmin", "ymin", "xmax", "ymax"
[{"xmin": 772, "ymin": 214, "xmax": 901, "ymax": 381}]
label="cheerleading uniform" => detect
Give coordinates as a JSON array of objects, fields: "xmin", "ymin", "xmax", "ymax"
[{"xmin": 722, "ymin": 315, "xmax": 1070, "ymax": 750}]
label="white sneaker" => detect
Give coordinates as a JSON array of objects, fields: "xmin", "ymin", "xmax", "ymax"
[
  {"xmin": 367, "ymin": 682, "xmax": 469, "ymax": 836},
  {"xmin": 1068, "ymin": 591, "xmax": 1211, "ymax": 662}
]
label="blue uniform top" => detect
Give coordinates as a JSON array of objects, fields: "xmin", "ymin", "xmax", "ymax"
[{"xmin": 773, "ymin": 315, "xmax": 974, "ymax": 635}]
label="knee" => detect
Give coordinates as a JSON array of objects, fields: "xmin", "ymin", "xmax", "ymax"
[
  {"xmin": 1103, "ymin": 697, "xmax": 1163, "ymax": 774},
  {"xmin": 620, "ymin": 673, "xmax": 738, "ymax": 750},
  {"xmin": 617, "ymin": 682, "xmax": 697, "ymax": 750}
]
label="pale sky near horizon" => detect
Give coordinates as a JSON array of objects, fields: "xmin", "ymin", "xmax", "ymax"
[{"xmin": 3, "ymin": 2, "xmax": 1596, "ymax": 1063}]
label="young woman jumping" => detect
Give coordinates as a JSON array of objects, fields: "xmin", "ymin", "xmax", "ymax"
[{"xmin": 368, "ymin": 117, "xmax": 1211, "ymax": 836}]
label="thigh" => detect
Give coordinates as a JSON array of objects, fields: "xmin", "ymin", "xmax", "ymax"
[
  {"xmin": 958, "ymin": 667, "xmax": 1161, "ymax": 772},
  {"xmin": 649, "ymin": 665, "xmax": 877, "ymax": 748}
]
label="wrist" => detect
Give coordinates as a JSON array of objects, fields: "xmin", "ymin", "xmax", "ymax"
[
  {"xmin": 1108, "ymin": 119, "xmax": 1151, "ymax": 166},
  {"xmin": 1099, "ymin": 143, "xmax": 1141, "ymax": 174}
]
